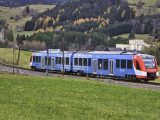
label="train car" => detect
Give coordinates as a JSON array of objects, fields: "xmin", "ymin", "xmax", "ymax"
[
  {"xmin": 30, "ymin": 49, "xmax": 75, "ymax": 72},
  {"xmin": 72, "ymin": 51, "xmax": 93, "ymax": 74},
  {"xmin": 53, "ymin": 51, "xmax": 75, "ymax": 72},
  {"xmin": 72, "ymin": 51, "xmax": 159, "ymax": 81}
]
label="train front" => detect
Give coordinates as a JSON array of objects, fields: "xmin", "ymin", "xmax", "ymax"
[{"xmin": 133, "ymin": 54, "xmax": 159, "ymax": 81}]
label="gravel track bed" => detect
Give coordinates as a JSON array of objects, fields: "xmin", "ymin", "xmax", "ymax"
[{"xmin": 0, "ymin": 64, "xmax": 160, "ymax": 90}]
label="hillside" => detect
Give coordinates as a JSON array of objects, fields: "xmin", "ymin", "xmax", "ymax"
[
  {"xmin": 0, "ymin": 0, "xmax": 69, "ymax": 7},
  {"xmin": 0, "ymin": 5, "xmax": 54, "ymax": 39},
  {"xmin": 22, "ymin": 0, "xmax": 159, "ymax": 50},
  {"xmin": 28, "ymin": 0, "xmax": 135, "ymax": 33},
  {"xmin": 127, "ymin": 0, "xmax": 158, "ymax": 6},
  {"xmin": 0, "ymin": 73, "xmax": 160, "ymax": 119},
  {"xmin": 0, "ymin": 48, "xmax": 31, "ymax": 68}
]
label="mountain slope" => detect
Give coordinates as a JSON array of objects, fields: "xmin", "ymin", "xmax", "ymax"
[
  {"xmin": 0, "ymin": 0, "xmax": 69, "ymax": 7},
  {"xmin": 27, "ymin": 0, "xmax": 135, "ymax": 34}
]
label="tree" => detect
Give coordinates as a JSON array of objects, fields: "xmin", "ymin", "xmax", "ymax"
[
  {"xmin": 26, "ymin": 6, "xmax": 30, "ymax": 14},
  {"xmin": 5, "ymin": 30, "xmax": 14, "ymax": 41},
  {"xmin": 156, "ymin": 0, "xmax": 160, "ymax": 8},
  {"xmin": 128, "ymin": 31, "xmax": 135, "ymax": 39},
  {"xmin": 24, "ymin": 21, "xmax": 35, "ymax": 31}
]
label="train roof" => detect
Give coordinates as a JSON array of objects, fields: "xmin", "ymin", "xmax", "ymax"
[
  {"xmin": 33, "ymin": 49, "xmax": 74, "ymax": 54},
  {"xmin": 32, "ymin": 50, "xmax": 154, "ymax": 58},
  {"xmin": 74, "ymin": 51, "xmax": 138, "ymax": 55}
]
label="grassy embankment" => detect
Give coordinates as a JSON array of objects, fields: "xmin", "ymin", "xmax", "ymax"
[
  {"xmin": 0, "ymin": 5, "xmax": 55, "ymax": 39},
  {"xmin": 0, "ymin": 73, "xmax": 160, "ymax": 120},
  {"xmin": 114, "ymin": 33, "xmax": 151, "ymax": 40},
  {"xmin": 0, "ymin": 48, "xmax": 31, "ymax": 68}
]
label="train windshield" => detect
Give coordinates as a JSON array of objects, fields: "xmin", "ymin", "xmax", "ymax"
[{"xmin": 142, "ymin": 56, "xmax": 155, "ymax": 68}]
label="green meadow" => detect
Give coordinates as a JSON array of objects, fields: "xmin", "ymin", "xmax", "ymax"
[
  {"xmin": 0, "ymin": 48, "xmax": 31, "ymax": 68},
  {"xmin": 0, "ymin": 5, "xmax": 55, "ymax": 39},
  {"xmin": 0, "ymin": 73, "xmax": 160, "ymax": 120}
]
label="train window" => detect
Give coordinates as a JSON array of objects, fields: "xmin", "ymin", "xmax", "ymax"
[
  {"xmin": 36, "ymin": 56, "xmax": 39, "ymax": 63},
  {"xmin": 33, "ymin": 56, "xmax": 36, "ymax": 62},
  {"xmin": 66, "ymin": 57, "xmax": 69, "ymax": 65},
  {"xmin": 56, "ymin": 57, "xmax": 59, "ymax": 64},
  {"xmin": 59, "ymin": 57, "xmax": 62, "ymax": 64},
  {"xmin": 45, "ymin": 57, "xmax": 51, "ymax": 65},
  {"xmin": 39, "ymin": 56, "xmax": 41, "ymax": 63},
  {"xmin": 127, "ymin": 60, "xmax": 132, "ymax": 69},
  {"xmin": 104, "ymin": 59, "xmax": 108, "ymax": 70},
  {"xmin": 116, "ymin": 59, "xmax": 120, "ymax": 68},
  {"xmin": 74, "ymin": 58, "xmax": 78, "ymax": 65},
  {"xmin": 45, "ymin": 57, "xmax": 47, "ymax": 65},
  {"xmin": 83, "ymin": 58, "xmax": 87, "ymax": 66},
  {"xmin": 88, "ymin": 58, "xmax": 91, "ymax": 66},
  {"xmin": 48, "ymin": 57, "xmax": 51, "ymax": 65},
  {"xmin": 61, "ymin": 57, "xmax": 64, "ymax": 64},
  {"xmin": 136, "ymin": 61, "xmax": 140, "ymax": 70},
  {"xmin": 121, "ymin": 60, "xmax": 126, "ymax": 69},
  {"xmin": 79, "ymin": 58, "xmax": 82, "ymax": 66},
  {"xmin": 98, "ymin": 59, "xmax": 103, "ymax": 69}
]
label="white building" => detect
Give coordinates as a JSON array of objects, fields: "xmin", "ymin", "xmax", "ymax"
[
  {"xmin": 0, "ymin": 29, "xmax": 5, "ymax": 42},
  {"xmin": 116, "ymin": 39, "xmax": 150, "ymax": 51}
]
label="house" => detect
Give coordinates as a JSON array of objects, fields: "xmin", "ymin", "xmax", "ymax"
[
  {"xmin": 0, "ymin": 29, "xmax": 5, "ymax": 42},
  {"xmin": 116, "ymin": 39, "xmax": 150, "ymax": 51}
]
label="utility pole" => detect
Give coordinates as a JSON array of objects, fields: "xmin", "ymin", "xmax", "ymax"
[
  {"xmin": 62, "ymin": 38, "xmax": 65, "ymax": 76},
  {"xmin": 46, "ymin": 48, "xmax": 49, "ymax": 77},
  {"xmin": 13, "ymin": 47, "xmax": 15, "ymax": 74},
  {"xmin": 17, "ymin": 44, "xmax": 21, "ymax": 65}
]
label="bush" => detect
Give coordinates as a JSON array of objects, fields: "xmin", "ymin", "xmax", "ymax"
[{"xmin": 22, "ymin": 40, "xmax": 46, "ymax": 51}]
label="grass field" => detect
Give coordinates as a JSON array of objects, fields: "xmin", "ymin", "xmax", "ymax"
[
  {"xmin": 0, "ymin": 73, "xmax": 160, "ymax": 120},
  {"xmin": 114, "ymin": 33, "xmax": 151, "ymax": 40},
  {"xmin": 0, "ymin": 48, "xmax": 31, "ymax": 68},
  {"xmin": 0, "ymin": 4, "xmax": 55, "ymax": 39},
  {"xmin": 127, "ymin": 0, "xmax": 157, "ymax": 6},
  {"xmin": 0, "ymin": 4, "xmax": 54, "ymax": 28}
]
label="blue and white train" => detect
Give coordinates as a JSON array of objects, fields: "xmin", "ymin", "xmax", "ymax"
[{"xmin": 30, "ymin": 49, "xmax": 159, "ymax": 81}]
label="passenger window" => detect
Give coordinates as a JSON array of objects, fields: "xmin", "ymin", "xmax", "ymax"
[
  {"xmin": 88, "ymin": 58, "xmax": 91, "ymax": 66},
  {"xmin": 39, "ymin": 56, "xmax": 41, "ymax": 63},
  {"xmin": 45, "ymin": 57, "xmax": 47, "ymax": 65},
  {"xmin": 74, "ymin": 58, "xmax": 78, "ymax": 65},
  {"xmin": 83, "ymin": 58, "xmax": 87, "ymax": 66},
  {"xmin": 127, "ymin": 60, "xmax": 132, "ymax": 69},
  {"xmin": 33, "ymin": 56, "xmax": 36, "ymax": 62},
  {"xmin": 136, "ymin": 61, "xmax": 140, "ymax": 70},
  {"xmin": 59, "ymin": 57, "xmax": 62, "ymax": 64},
  {"xmin": 104, "ymin": 59, "xmax": 108, "ymax": 70},
  {"xmin": 121, "ymin": 60, "xmax": 126, "ymax": 69},
  {"xmin": 66, "ymin": 57, "xmax": 69, "ymax": 65},
  {"xmin": 36, "ymin": 56, "xmax": 39, "ymax": 62},
  {"xmin": 98, "ymin": 59, "xmax": 103, "ymax": 69},
  {"xmin": 116, "ymin": 59, "xmax": 120, "ymax": 68},
  {"xmin": 79, "ymin": 58, "xmax": 82, "ymax": 66},
  {"xmin": 56, "ymin": 57, "xmax": 58, "ymax": 64},
  {"xmin": 61, "ymin": 57, "xmax": 64, "ymax": 64},
  {"xmin": 45, "ymin": 57, "xmax": 51, "ymax": 65}
]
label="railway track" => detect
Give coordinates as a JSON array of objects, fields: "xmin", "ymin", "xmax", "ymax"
[{"xmin": 0, "ymin": 63, "xmax": 160, "ymax": 90}]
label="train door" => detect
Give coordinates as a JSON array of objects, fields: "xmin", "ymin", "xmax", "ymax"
[
  {"xmin": 109, "ymin": 59, "xmax": 114, "ymax": 75},
  {"xmin": 92, "ymin": 59, "xmax": 98, "ymax": 74},
  {"xmin": 41, "ymin": 57, "xmax": 45, "ymax": 69},
  {"xmin": 51, "ymin": 57, "xmax": 54, "ymax": 69}
]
